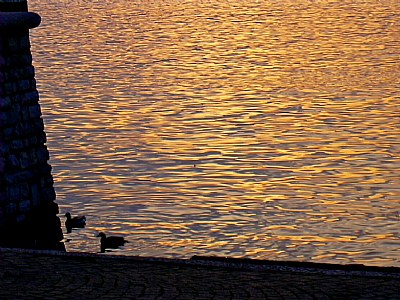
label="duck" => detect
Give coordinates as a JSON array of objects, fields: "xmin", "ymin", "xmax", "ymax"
[
  {"xmin": 97, "ymin": 232, "xmax": 128, "ymax": 253},
  {"xmin": 65, "ymin": 212, "xmax": 86, "ymax": 233}
]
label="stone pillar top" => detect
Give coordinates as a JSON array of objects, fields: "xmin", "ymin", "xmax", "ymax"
[
  {"xmin": 0, "ymin": 0, "xmax": 37, "ymax": 30},
  {"xmin": 0, "ymin": 12, "xmax": 40, "ymax": 29}
]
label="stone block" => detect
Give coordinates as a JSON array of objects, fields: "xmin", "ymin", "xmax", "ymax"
[
  {"xmin": 0, "ymin": 189, "xmax": 7, "ymax": 205},
  {"xmin": 43, "ymin": 201, "xmax": 59, "ymax": 215},
  {"xmin": 7, "ymin": 154, "xmax": 20, "ymax": 169},
  {"xmin": 32, "ymin": 118, "xmax": 44, "ymax": 132},
  {"xmin": 19, "ymin": 121, "xmax": 36, "ymax": 136},
  {"xmin": 21, "ymin": 90, "xmax": 39, "ymax": 105},
  {"xmin": 18, "ymin": 199, "xmax": 30, "ymax": 212},
  {"xmin": 5, "ymin": 69, "xmax": 16, "ymax": 81},
  {"xmin": 10, "ymin": 108, "xmax": 20, "ymax": 124},
  {"xmin": 4, "ymin": 170, "xmax": 33, "ymax": 184},
  {"xmin": 6, "ymin": 36, "xmax": 20, "ymax": 52},
  {"xmin": 3, "ymin": 126, "xmax": 14, "ymax": 140},
  {"xmin": 31, "ymin": 183, "xmax": 40, "ymax": 206},
  {"xmin": 21, "ymin": 65, "xmax": 35, "ymax": 79},
  {"xmin": 5, "ymin": 65, "xmax": 34, "ymax": 80},
  {"xmin": 28, "ymin": 148, "xmax": 38, "ymax": 165},
  {"xmin": 0, "ymin": 55, "xmax": 10, "ymax": 67},
  {"xmin": 20, "ymin": 52, "xmax": 32, "ymax": 65},
  {"xmin": 11, "ymin": 139, "xmax": 24, "ymax": 150},
  {"xmin": 19, "ymin": 151, "xmax": 32, "ymax": 169},
  {"xmin": 11, "ymin": 93, "xmax": 22, "ymax": 105},
  {"xmin": 25, "ymin": 135, "xmax": 37, "ymax": 148},
  {"xmin": 7, "ymin": 185, "xmax": 21, "ymax": 201},
  {"xmin": 0, "ymin": 110, "xmax": 7, "ymax": 123},
  {"xmin": 13, "ymin": 82, "xmax": 19, "ymax": 93},
  {"xmin": 29, "ymin": 104, "xmax": 41, "ymax": 119},
  {"xmin": 0, "ymin": 208, "xmax": 4, "ymax": 226},
  {"xmin": 29, "ymin": 78, "xmax": 36, "ymax": 90},
  {"xmin": 41, "ymin": 186, "xmax": 56, "ymax": 202},
  {"xmin": 13, "ymin": 102, "xmax": 22, "ymax": 114},
  {"xmin": 20, "ymin": 182, "xmax": 30, "ymax": 198},
  {"xmin": 40, "ymin": 174, "xmax": 54, "ymax": 187},
  {"xmin": 24, "ymin": 66, "xmax": 35, "ymax": 79},
  {"xmin": 36, "ymin": 146, "xmax": 49, "ymax": 163},
  {"xmin": 16, "ymin": 122, "xmax": 28, "ymax": 136},
  {"xmin": 0, "ymin": 96, "xmax": 12, "ymax": 109},
  {"xmin": 20, "ymin": 106, "xmax": 31, "ymax": 122},
  {"xmin": 20, "ymin": 35, "xmax": 30, "ymax": 49},
  {"xmin": 0, "ymin": 155, "xmax": 4, "ymax": 173},
  {"xmin": 8, "ymin": 68, "xmax": 20, "ymax": 80},
  {"xmin": 19, "ymin": 79, "xmax": 31, "ymax": 91},
  {"xmin": 15, "ymin": 213, "xmax": 26, "ymax": 223},
  {"xmin": 37, "ymin": 132, "xmax": 46, "ymax": 144},
  {"xmin": 38, "ymin": 163, "xmax": 52, "ymax": 176},
  {"xmin": 3, "ymin": 83, "xmax": 12, "ymax": 95},
  {"xmin": 0, "ymin": 143, "xmax": 9, "ymax": 155},
  {"xmin": 5, "ymin": 202, "xmax": 17, "ymax": 215}
]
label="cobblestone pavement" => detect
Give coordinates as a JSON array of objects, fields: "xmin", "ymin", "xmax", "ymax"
[{"xmin": 0, "ymin": 248, "xmax": 399, "ymax": 299}]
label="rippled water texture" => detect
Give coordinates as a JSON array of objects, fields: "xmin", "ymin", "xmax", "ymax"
[{"xmin": 29, "ymin": 0, "xmax": 399, "ymax": 266}]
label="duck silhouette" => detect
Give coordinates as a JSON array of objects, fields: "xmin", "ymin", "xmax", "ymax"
[
  {"xmin": 97, "ymin": 232, "xmax": 128, "ymax": 253},
  {"xmin": 65, "ymin": 212, "xmax": 86, "ymax": 233}
]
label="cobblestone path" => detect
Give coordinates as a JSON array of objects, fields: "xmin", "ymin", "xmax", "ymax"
[{"xmin": 0, "ymin": 248, "xmax": 399, "ymax": 299}]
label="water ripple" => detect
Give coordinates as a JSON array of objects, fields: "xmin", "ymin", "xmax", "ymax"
[{"xmin": 30, "ymin": 0, "xmax": 400, "ymax": 266}]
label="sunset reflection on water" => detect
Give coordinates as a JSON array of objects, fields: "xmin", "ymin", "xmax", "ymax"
[{"xmin": 29, "ymin": 0, "xmax": 399, "ymax": 266}]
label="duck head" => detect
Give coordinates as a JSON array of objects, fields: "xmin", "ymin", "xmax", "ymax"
[{"xmin": 97, "ymin": 232, "xmax": 106, "ymax": 238}]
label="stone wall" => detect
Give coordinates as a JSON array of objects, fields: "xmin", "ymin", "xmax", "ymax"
[{"xmin": 0, "ymin": 4, "xmax": 64, "ymax": 250}]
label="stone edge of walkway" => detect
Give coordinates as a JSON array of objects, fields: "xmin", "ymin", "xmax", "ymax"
[{"xmin": 1, "ymin": 247, "xmax": 399, "ymax": 279}]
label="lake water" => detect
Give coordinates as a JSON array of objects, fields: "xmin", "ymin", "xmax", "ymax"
[{"xmin": 29, "ymin": 0, "xmax": 399, "ymax": 267}]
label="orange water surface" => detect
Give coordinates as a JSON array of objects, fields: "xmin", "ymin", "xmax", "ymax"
[{"xmin": 30, "ymin": 0, "xmax": 399, "ymax": 267}]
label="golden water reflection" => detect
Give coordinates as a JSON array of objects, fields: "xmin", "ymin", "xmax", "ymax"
[{"xmin": 29, "ymin": 0, "xmax": 399, "ymax": 266}]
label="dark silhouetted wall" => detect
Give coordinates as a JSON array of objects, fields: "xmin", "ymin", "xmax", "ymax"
[{"xmin": 0, "ymin": 0, "xmax": 64, "ymax": 250}]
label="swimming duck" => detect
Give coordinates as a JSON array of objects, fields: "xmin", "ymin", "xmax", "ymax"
[
  {"xmin": 65, "ymin": 212, "xmax": 86, "ymax": 233},
  {"xmin": 97, "ymin": 232, "xmax": 128, "ymax": 253}
]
